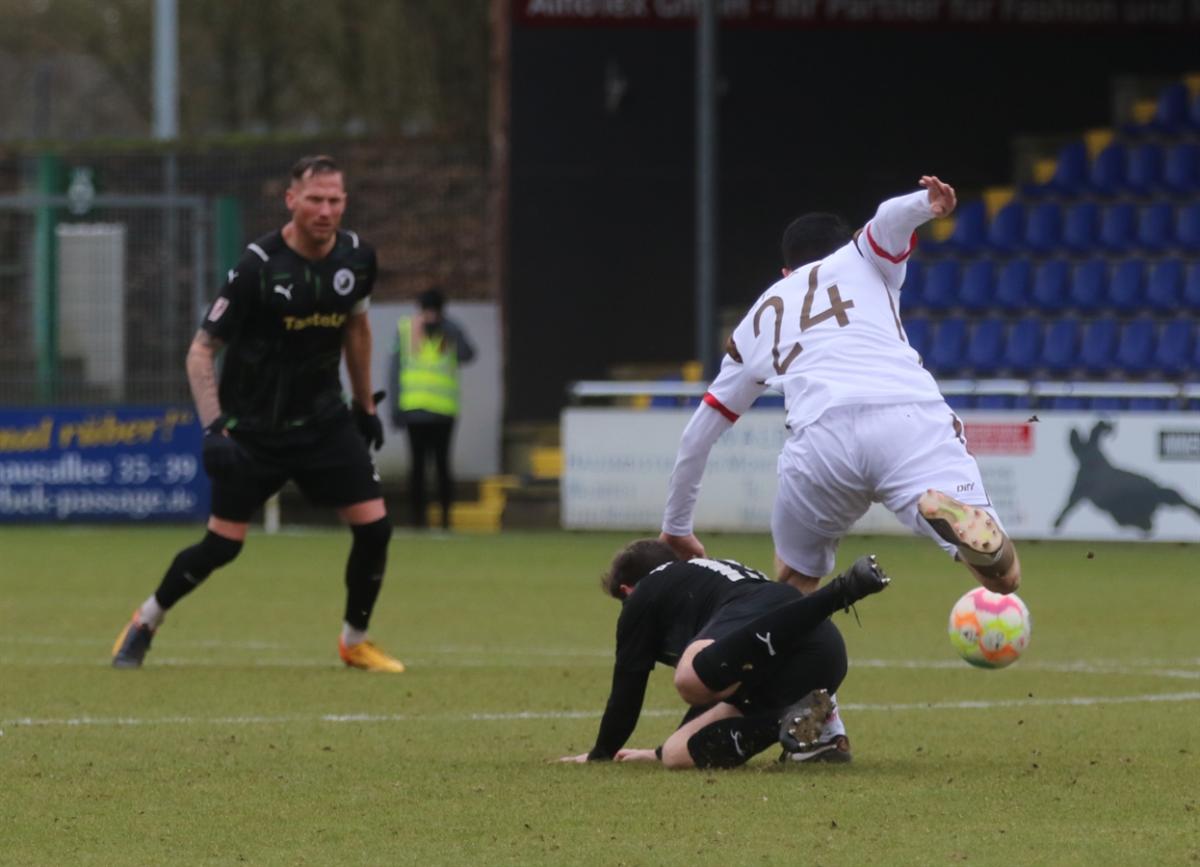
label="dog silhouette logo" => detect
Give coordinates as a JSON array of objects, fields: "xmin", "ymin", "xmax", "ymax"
[{"xmin": 1054, "ymin": 421, "xmax": 1200, "ymax": 534}]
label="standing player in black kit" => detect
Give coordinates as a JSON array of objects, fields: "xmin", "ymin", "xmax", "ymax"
[{"xmin": 112, "ymin": 155, "xmax": 404, "ymax": 673}]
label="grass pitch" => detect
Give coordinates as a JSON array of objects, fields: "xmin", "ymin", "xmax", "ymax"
[{"xmin": 2, "ymin": 526, "xmax": 1198, "ymax": 866}]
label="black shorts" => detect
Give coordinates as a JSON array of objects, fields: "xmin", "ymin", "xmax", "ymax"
[
  {"xmin": 210, "ymin": 416, "xmax": 383, "ymax": 522},
  {"xmin": 698, "ymin": 582, "xmax": 847, "ymax": 716}
]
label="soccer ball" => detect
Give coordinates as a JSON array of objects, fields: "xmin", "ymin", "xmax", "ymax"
[{"xmin": 948, "ymin": 587, "xmax": 1031, "ymax": 669}]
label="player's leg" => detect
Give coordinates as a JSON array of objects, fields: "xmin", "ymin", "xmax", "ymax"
[
  {"xmin": 112, "ymin": 453, "xmax": 284, "ymax": 669},
  {"xmin": 673, "ymin": 557, "xmax": 890, "ymax": 704},
  {"xmin": 296, "ymin": 418, "xmax": 404, "ymax": 672},
  {"xmin": 917, "ymin": 489, "xmax": 1020, "ymax": 594},
  {"xmin": 406, "ymin": 422, "xmax": 431, "ymax": 528},
  {"xmin": 430, "ymin": 418, "xmax": 454, "ymax": 530}
]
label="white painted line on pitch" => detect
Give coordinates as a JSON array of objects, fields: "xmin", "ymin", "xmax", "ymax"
[{"xmin": 5, "ymin": 691, "xmax": 1200, "ymax": 731}]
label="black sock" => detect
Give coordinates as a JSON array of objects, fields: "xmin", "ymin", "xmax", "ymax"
[
  {"xmin": 691, "ymin": 581, "xmax": 848, "ymax": 693},
  {"xmin": 344, "ymin": 518, "xmax": 392, "ymax": 630},
  {"xmin": 153, "ymin": 531, "xmax": 243, "ymax": 609}
]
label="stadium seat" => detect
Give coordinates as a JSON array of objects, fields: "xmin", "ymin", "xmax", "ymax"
[
  {"xmin": 1129, "ymin": 397, "xmax": 1169, "ymax": 411},
  {"xmin": 1114, "ymin": 318, "xmax": 1157, "ymax": 376},
  {"xmin": 1184, "ymin": 263, "xmax": 1200, "ymax": 307},
  {"xmin": 899, "ymin": 259, "xmax": 925, "ymax": 313},
  {"xmin": 1147, "ymin": 82, "xmax": 1191, "ymax": 134},
  {"xmin": 928, "ymin": 200, "xmax": 987, "ymax": 255},
  {"xmin": 922, "ymin": 260, "xmax": 960, "ymax": 311},
  {"xmin": 1024, "ymin": 201, "xmax": 1062, "ymax": 253},
  {"xmin": 986, "ymin": 201, "xmax": 1025, "ymax": 254},
  {"xmin": 1040, "ymin": 319, "xmax": 1081, "ymax": 375},
  {"xmin": 945, "ymin": 394, "xmax": 973, "ymax": 410},
  {"xmin": 1068, "ymin": 260, "xmax": 1108, "ymax": 312},
  {"xmin": 1126, "ymin": 142, "xmax": 1163, "ymax": 195},
  {"xmin": 1145, "ymin": 260, "xmax": 1183, "ymax": 312},
  {"xmin": 1062, "ymin": 201, "xmax": 1100, "ymax": 254},
  {"xmin": 1163, "ymin": 142, "xmax": 1200, "ymax": 195},
  {"xmin": 1107, "ymin": 260, "xmax": 1145, "ymax": 313},
  {"xmin": 1137, "ymin": 202, "xmax": 1174, "ymax": 253},
  {"xmin": 1098, "ymin": 202, "xmax": 1136, "ymax": 253},
  {"xmin": 1031, "ymin": 260, "xmax": 1070, "ymax": 312},
  {"xmin": 976, "ymin": 394, "xmax": 1016, "ymax": 409},
  {"xmin": 957, "ymin": 260, "xmax": 994, "ymax": 312},
  {"xmin": 1090, "ymin": 397, "xmax": 1126, "ymax": 411},
  {"xmin": 1155, "ymin": 319, "xmax": 1194, "ymax": 377},
  {"xmin": 1088, "ymin": 143, "xmax": 1127, "ymax": 197},
  {"xmin": 1049, "ymin": 396, "xmax": 1087, "ymax": 410},
  {"xmin": 903, "ymin": 317, "xmax": 932, "ymax": 361},
  {"xmin": 994, "ymin": 260, "xmax": 1032, "ymax": 311},
  {"xmin": 1002, "ymin": 316, "xmax": 1042, "ymax": 375},
  {"xmin": 1079, "ymin": 318, "xmax": 1120, "ymax": 375},
  {"xmin": 965, "ymin": 319, "xmax": 1005, "ymax": 376},
  {"xmin": 1044, "ymin": 141, "xmax": 1089, "ymax": 195},
  {"xmin": 1176, "ymin": 202, "xmax": 1200, "ymax": 251},
  {"xmin": 927, "ymin": 317, "xmax": 968, "ymax": 375}
]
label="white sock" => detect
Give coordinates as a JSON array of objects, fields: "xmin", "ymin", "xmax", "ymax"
[
  {"xmin": 137, "ymin": 596, "xmax": 166, "ymax": 629},
  {"xmin": 821, "ymin": 693, "xmax": 847, "ymax": 739},
  {"xmin": 341, "ymin": 623, "xmax": 367, "ymax": 647}
]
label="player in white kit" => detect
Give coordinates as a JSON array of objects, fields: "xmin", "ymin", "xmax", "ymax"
[{"xmin": 659, "ymin": 176, "xmax": 1022, "ymax": 599}]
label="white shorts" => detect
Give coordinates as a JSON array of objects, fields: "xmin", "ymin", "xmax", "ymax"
[{"xmin": 770, "ymin": 400, "xmax": 1003, "ymax": 578}]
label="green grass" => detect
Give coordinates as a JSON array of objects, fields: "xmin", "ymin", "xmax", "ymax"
[{"xmin": 2, "ymin": 527, "xmax": 1198, "ymax": 866}]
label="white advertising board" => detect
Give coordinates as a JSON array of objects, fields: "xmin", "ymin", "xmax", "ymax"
[{"xmin": 562, "ymin": 408, "xmax": 1200, "ymax": 543}]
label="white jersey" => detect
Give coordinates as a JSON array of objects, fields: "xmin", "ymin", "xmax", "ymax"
[
  {"xmin": 662, "ymin": 188, "xmax": 949, "ymax": 537},
  {"xmin": 706, "ymin": 189, "xmax": 943, "ymax": 433}
]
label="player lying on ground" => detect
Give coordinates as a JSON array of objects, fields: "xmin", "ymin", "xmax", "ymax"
[
  {"xmin": 559, "ymin": 540, "xmax": 889, "ymax": 770},
  {"xmin": 660, "ymin": 176, "xmax": 1021, "ymax": 598}
]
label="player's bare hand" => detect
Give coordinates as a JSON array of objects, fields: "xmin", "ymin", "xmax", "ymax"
[
  {"xmin": 659, "ymin": 532, "xmax": 705, "ymax": 560},
  {"xmin": 919, "ymin": 175, "xmax": 957, "ymax": 218},
  {"xmin": 558, "ymin": 753, "xmax": 591, "ymax": 763},
  {"xmin": 615, "ymin": 748, "xmax": 659, "ymax": 763}
]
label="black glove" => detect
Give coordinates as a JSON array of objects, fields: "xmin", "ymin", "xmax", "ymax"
[
  {"xmin": 353, "ymin": 391, "xmax": 386, "ymax": 451},
  {"xmin": 201, "ymin": 416, "xmax": 243, "ymax": 479}
]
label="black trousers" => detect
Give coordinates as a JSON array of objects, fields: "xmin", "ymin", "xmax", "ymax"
[{"xmin": 407, "ymin": 418, "xmax": 455, "ymax": 528}]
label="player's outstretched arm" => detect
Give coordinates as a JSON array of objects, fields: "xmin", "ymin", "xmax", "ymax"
[{"xmin": 861, "ymin": 175, "xmax": 956, "ymax": 287}]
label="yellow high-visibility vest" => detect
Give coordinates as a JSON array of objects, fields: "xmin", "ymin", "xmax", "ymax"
[{"xmin": 397, "ymin": 316, "xmax": 460, "ymax": 416}]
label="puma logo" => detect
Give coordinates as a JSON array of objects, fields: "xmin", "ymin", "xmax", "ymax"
[
  {"xmin": 274, "ymin": 283, "xmax": 293, "ymax": 301},
  {"xmin": 755, "ymin": 631, "xmax": 776, "ymax": 657},
  {"xmin": 730, "ymin": 730, "xmax": 746, "ymax": 758}
]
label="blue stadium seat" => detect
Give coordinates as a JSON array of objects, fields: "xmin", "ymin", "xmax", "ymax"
[
  {"xmin": 1089, "ymin": 143, "xmax": 1127, "ymax": 196},
  {"xmin": 927, "ymin": 317, "xmax": 968, "ymax": 375},
  {"xmin": 1098, "ymin": 202, "xmax": 1136, "ymax": 253},
  {"xmin": 903, "ymin": 317, "xmax": 932, "ymax": 361},
  {"xmin": 1184, "ymin": 263, "xmax": 1200, "ymax": 307},
  {"xmin": 1107, "ymin": 260, "xmax": 1145, "ymax": 313},
  {"xmin": 1069, "ymin": 260, "xmax": 1108, "ymax": 312},
  {"xmin": 1062, "ymin": 201, "xmax": 1100, "ymax": 254},
  {"xmin": 986, "ymin": 202, "xmax": 1025, "ymax": 254},
  {"xmin": 1146, "ymin": 260, "xmax": 1183, "ymax": 312},
  {"xmin": 1090, "ymin": 397, "xmax": 1126, "ymax": 411},
  {"xmin": 899, "ymin": 259, "xmax": 925, "ymax": 313},
  {"xmin": 1040, "ymin": 319, "xmax": 1081, "ymax": 375},
  {"xmin": 1155, "ymin": 319, "xmax": 1194, "ymax": 377},
  {"xmin": 1024, "ymin": 202, "xmax": 1062, "ymax": 253},
  {"xmin": 1176, "ymin": 202, "xmax": 1200, "ymax": 251},
  {"xmin": 1079, "ymin": 319, "xmax": 1120, "ymax": 375},
  {"xmin": 994, "ymin": 260, "xmax": 1032, "ymax": 312},
  {"xmin": 1046, "ymin": 141, "xmax": 1089, "ymax": 195},
  {"xmin": 1137, "ymin": 202, "xmax": 1174, "ymax": 253},
  {"xmin": 965, "ymin": 320, "xmax": 1005, "ymax": 376},
  {"xmin": 922, "ymin": 260, "xmax": 960, "ymax": 311},
  {"xmin": 945, "ymin": 394, "xmax": 974, "ymax": 410},
  {"xmin": 1129, "ymin": 397, "xmax": 1169, "ymax": 411},
  {"xmin": 1163, "ymin": 142, "xmax": 1200, "ymax": 194},
  {"xmin": 958, "ymin": 260, "xmax": 994, "ymax": 312},
  {"xmin": 929, "ymin": 200, "xmax": 987, "ymax": 255},
  {"xmin": 1126, "ymin": 142, "xmax": 1163, "ymax": 195},
  {"xmin": 1049, "ymin": 396, "xmax": 1087, "ymax": 410},
  {"xmin": 1148, "ymin": 82, "xmax": 1191, "ymax": 134},
  {"xmin": 976, "ymin": 394, "xmax": 1016, "ymax": 410},
  {"xmin": 1031, "ymin": 260, "xmax": 1070, "ymax": 312},
  {"xmin": 1003, "ymin": 317, "xmax": 1042, "ymax": 375},
  {"xmin": 1115, "ymin": 318, "xmax": 1156, "ymax": 376}
]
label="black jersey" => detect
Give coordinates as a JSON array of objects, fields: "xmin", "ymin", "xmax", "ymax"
[
  {"xmin": 614, "ymin": 558, "xmax": 770, "ymax": 673},
  {"xmin": 201, "ymin": 229, "xmax": 377, "ymax": 434}
]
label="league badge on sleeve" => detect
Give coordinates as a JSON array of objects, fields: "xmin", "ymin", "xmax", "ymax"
[{"xmin": 333, "ymin": 268, "xmax": 356, "ymax": 295}]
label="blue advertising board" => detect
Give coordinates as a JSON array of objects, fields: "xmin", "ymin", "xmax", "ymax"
[{"xmin": 0, "ymin": 407, "xmax": 208, "ymax": 522}]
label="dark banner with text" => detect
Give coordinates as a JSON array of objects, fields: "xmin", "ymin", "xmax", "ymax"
[
  {"xmin": 515, "ymin": 0, "xmax": 1200, "ymax": 30},
  {"xmin": 0, "ymin": 407, "xmax": 207, "ymax": 522}
]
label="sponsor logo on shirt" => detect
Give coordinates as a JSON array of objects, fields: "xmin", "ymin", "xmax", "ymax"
[
  {"xmin": 333, "ymin": 268, "xmax": 356, "ymax": 296},
  {"xmin": 283, "ymin": 312, "xmax": 347, "ymax": 331}
]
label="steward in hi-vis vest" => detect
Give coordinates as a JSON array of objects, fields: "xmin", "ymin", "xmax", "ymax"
[{"xmin": 396, "ymin": 315, "xmax": 461, "ymax": 419}]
